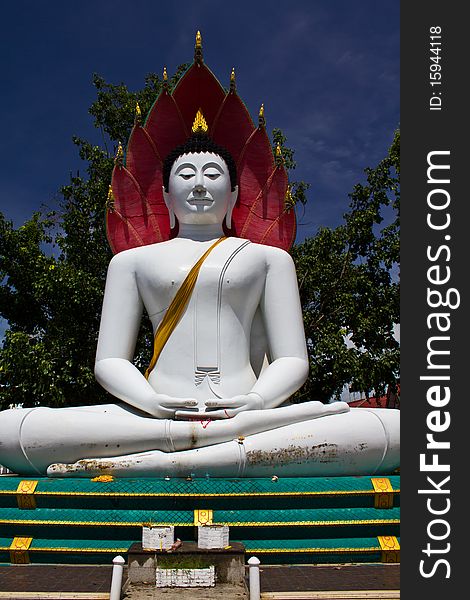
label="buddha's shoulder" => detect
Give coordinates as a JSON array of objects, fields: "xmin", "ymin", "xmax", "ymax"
[
  {"xmin": 246, "ymin": 241, "xmax": 294, "ymax": 265},
  {"xmin": 107, "ymin": 242, "xmax": 169, "ymax": 269}
]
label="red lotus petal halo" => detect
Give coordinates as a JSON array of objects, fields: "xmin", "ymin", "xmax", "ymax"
[{"xmin": 106, "ymin": 32, "xmax": 296, "ymax": 254}]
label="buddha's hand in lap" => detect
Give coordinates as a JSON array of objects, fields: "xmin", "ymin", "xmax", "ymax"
[
  {"xmin": 175, "ymin": 392, "xmax": 264, "ymax": 420},
  {"xmin": 146, "ymin": 394, "xmax": 198, "ymax": 419}
]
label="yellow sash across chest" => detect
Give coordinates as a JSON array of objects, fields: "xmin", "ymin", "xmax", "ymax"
[{"xmin": 144, "ymin": 236, "xmax": 227, "ymax": 379}]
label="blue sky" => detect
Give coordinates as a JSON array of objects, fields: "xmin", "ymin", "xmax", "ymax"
[{"xmin": 0, "ymin": 0, "xmax": 399, "ymax": 239}]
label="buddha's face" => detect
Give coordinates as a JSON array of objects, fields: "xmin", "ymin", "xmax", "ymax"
[{"xmin": 163, "ymin": 153, "xmax": 238, "ymax": 227}]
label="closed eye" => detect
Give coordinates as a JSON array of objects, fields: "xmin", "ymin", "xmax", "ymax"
[
  {"xmin": 179, "ymin": 173, "xmax": 194, "ymax": 180},
  {"xmin": 205, "ymin": 173, "xmax": 220, "ymax": 180}
]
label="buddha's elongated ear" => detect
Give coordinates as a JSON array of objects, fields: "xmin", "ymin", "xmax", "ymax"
[
  {"xmin": 225, "ymin": 185, "xmax": 238, "ymax": 230},
  {"xmin": 162, "ymin": 187, "xmax": 176, "ymax": 229}
]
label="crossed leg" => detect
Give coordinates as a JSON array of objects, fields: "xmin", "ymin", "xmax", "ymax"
[
  {"xmin": 47, "ymin": 407, "xmax": 399, "ymax": 478},
  {"xmin": 0, "ymin": 400, "xmax": 348, "ymax": 476}
]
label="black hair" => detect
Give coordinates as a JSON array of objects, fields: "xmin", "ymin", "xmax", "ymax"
[{"xmin": 163, "ymin": 133, "xmax": 237, "ymax": 192}]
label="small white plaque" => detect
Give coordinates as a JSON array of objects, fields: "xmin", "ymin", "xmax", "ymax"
[
  {"xmin": 197, "ymin": 525, "xmax": 229, "ymax": 549},
  {"xmin": 142, "ymin": 525, "xmax": 175, "ymax": 551},
  {"xmin": 156, "ymin": 566, "xmax": 215, "ymax": 588}
]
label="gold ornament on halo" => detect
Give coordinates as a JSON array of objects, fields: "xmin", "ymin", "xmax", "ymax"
[
  {"xmin": 230, "ymin": 67, "xmax": 236, "ymax": 92},
  {"xmin": 163, "ymin": 66, "xmax": 168, "ymax": 81},
  {"xmin": 258, "ymin": 103, "xmax": 266, "ymax": 128},
  {"xmin": 275, "ymin": 142, "xmax": 283, "ymax": 165},
  {"xmin": 115, "ymin": 142, "xmax": 124, "ymax": 166},
  {"xmin": 284, "ymin": 185, "xmax": 295, "ymax": 211},
  {"xmin": 135, "ymin": 102, "xmax": 142, "ymax": 125},
  {"xmin": 106, "ymin": 185, "xmax": 115, "ymax": 211},
  {"xmin": 194, "ymin": 30, "xmax": 203, "ymax": 63},
  {"xmin": 192, "ymin": 109, "xmax": 209, "ymax": 134}
]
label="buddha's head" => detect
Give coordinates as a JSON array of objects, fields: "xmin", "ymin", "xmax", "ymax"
[{"xmin": 162, "ymin": 132, "xmax": 238, "ymax": 229}]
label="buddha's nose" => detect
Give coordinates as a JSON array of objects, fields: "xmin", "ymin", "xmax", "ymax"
[
  {"xmin": 193, "ymin": 181, "xmax": 206, "ymax": 195},
  {"xmin": 194, "ymin": 170, "xmax": 206, "ymax": 190}
]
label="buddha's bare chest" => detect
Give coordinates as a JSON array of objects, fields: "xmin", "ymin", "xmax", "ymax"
[{"xmin": 135, "ymin": 241, "xmax": 266, "ymax": 320}]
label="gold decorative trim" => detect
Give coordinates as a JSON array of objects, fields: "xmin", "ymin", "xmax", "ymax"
[
  {"xmin": 194, "ymin": 509, "xmax": 213, "ymax": 526},
  {"xmin": 214, "ymin": 519, "xmax": 399, "ymax": 527},
  {"xmin": 16, "ymin": 480, "xmax": 38, "ymax": 509},
  {"xmin": 378, "ymin": 536, "xmax": 400, "ymax": 563},
  {"xmin": 0, "ymin": 489, "xmax": 396, "ymax": 498},
  {"xmin": 0, "ymin": 519, "xmax": 188, "ymax": 527},
  {"xmin": 0, "ymin": 517, "xmax": 399, "ymax": 528},
  {"xmin": 30, "ymin": 546, "xmax": 130, "ymax": 553},
  {"xmin": 247, "ymin": 547, "xmax": 377, "ymax": 554},
  {"xmin": 10, "ymin": 537, "xmax": 32, "ymax": 564},
  {"xmin": 372, "ymin": 477, "xmax": 394, "ymax": 509}
]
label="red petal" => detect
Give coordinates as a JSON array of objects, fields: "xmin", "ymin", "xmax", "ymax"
[
  {"xmin": 145, "ymin": 90, "xmax": 187, "ymax": 162},
  {"xmin": 211, "ymin": 92, "xmax": 255, "ymax": 164},
  {"xmin": 107, "ymin": 165, "xmax": 168, "ymax": 253},
  {"xmin": 232, "ymin": 127, "xmax": 275, "ymax": 237},
  {"xmin": 126, "ymin": 125, "xmax": 163, "ymax": 198},
  {"xmin": 172, "ymin": 63, "xmax": 226, "ymax": 132},
  {"xmin": 232, "ymin": 130, "xmax": 296, "ymax": 250},
  {"xmin": 259, "ymin": 206, "xmax": 297, "ymax": 251}
]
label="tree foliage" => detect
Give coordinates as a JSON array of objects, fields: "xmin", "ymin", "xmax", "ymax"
[
  {"xmin": 0, "ymin": 66, "xmax": 399, "ymax": 409},
  {"xmin": 292, "ymin": 130, "xmax": 400, "ymax": 402},
  {"xmin": 0, "ymin": 68, "xmax": 186, "ymax": 409}
]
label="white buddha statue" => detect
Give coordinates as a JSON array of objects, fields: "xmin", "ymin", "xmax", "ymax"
[{"xmin": 0, "ymin": 138, "xmax": 399, "ymax": 478}]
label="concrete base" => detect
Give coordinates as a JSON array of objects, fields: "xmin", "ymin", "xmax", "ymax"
[{"xmin": 127, "ymin": 541, "xmax": 246, "ymax": 585}]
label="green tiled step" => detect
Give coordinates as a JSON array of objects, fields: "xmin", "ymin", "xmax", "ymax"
[
  {"xmin": 0, "ymin": 475, "xmax": 400, "ymax": 565},
  {"xmin": 0, "ymin": 476, "xmax": 400, "ymax": 510},
  {"xmin": 0, "ymin": 536, "xmax": 396, "ymax": 565},
  {"xmin": 0, "ymin": 536, "xmax": 132, "ymax": 564},
  {"xmin": 0, "ymin": 506, "xmax": 399, "ymax": 528},
  {"xmin": 242, "ymin": 537, "xmax": 398, "ymax": 564},
  {"xmin": 0, "ymin": 506, "xmax": 399, "ymax": 544}
]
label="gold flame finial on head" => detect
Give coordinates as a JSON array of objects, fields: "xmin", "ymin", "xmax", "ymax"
[
  {"xmin": 192, "ymin": 109, "xmax": 209, "ymax": 134},
  {"xmin": 194, "ymin": 30, "xmax": 203, "ymax": 63},
  {"xmin": 258, "ymin": 103, "xmax": 266, "ymax": 128},
  {"xmin": 115, "ymin": 142, "xmax": 124, "ymax": 166}
]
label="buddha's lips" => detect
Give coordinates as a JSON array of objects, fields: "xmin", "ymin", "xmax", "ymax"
[{"xmin": 187, "ymin": 197, "xmax": 213, "ymax": 207}]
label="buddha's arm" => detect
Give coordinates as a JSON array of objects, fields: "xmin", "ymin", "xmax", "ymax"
[
  {"xmin": 249, "ymin": 247, "xmax": 309, "ymax": 408},
  {"xmin": 95, "ymin": 251, "xmax": 196, "ymax": 418},
  {"xmin": 201, "ymin": 247, "xmax": 309, "ymax": 418}
]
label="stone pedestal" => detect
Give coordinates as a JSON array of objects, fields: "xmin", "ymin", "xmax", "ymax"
[{"xmin": 127, "ymin": 541, "xmax": 245, "ymax": 585}]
